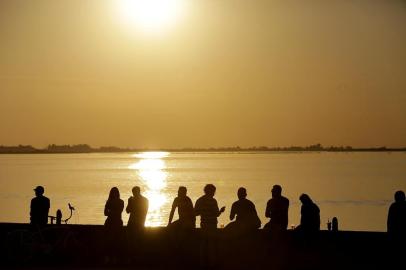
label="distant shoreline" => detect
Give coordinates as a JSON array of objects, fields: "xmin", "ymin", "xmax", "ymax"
[{"xmin": 0, "ymin": 144, "xmax": 405, "ymax": 154}]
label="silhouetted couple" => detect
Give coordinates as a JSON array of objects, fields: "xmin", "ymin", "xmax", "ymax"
[
  {"xmin": 264, "ymin": 185, "xmax": 320, "ymax": 236},
  {"xmin": 103, "ymin": 186, "xmax": 148, "ymax": 263},
  {"xmin": 104, "ymin": 186, "xmax": 149, "ymax": 229}
]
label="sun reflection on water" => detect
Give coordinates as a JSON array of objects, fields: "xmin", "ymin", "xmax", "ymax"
[{"xmin": 129, "ymin": 152, "xmax": 169, "ymax": 226}]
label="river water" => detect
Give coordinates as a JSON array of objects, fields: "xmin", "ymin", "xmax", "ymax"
[{"xmin": 0, "ymin": 152, "xmax": 405, "ymax": 231}]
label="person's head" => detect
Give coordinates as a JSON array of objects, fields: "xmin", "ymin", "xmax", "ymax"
[
  {"xmin": 34, "ymin": 186, "xmax": 44, "ymax": 197},
  {"xmin": 132, "ymin": 186, "xmax": 141, "ymax": 196},
  {"xmin": 394, "ymin": 190, "xmax": 405, "ymax": 203},
  {"xmin": 271, "ymin": 185, "xmax": 282, "ymax": 198},
  {"xmin": 109, "ymin": 187, "xmax": 120, "ymax": 200},
  {"xmin": 299, "ymin": 193, "xmax": 312, "ymax": 204},
  {"xmin": 204, "ymin": 184, "xmax": 216, "ymax": 197},
  {"xmin": 237, "ymin": 187, "xmax": 247, "ymax": 200},
  {"xmin": 178, "ymin": 186, "xmax": 187, "ymax": 197}
]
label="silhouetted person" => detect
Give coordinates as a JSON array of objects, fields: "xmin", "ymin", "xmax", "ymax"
[
  {"xmin": 195, "ymin": 184, "xmax": 225, "ymax": 268},
  {"xmin": 225, "ymin": 187, "xmax": 261, "ymax": 235},
  {"xmin": 30, "ymin": 186, "xmax": 50, "ymax": 226},
  {"xmin": 332, "ymin": 217, "xmax": 338, "ymax": 232},
  {"xmin": 105, "ymin": 187, "xmax": 124, "ymax": 227},
  {"xmin": 104, "ymin": 187, "xmax": 124, "ymax": 264},
  {"xmin": 264, "ymin": 185, "xmax": 289, "ymax": 233},
  {"xmin": 295, "ymin": 194, "xmax": 320, "ymax": 233},
  {"xmin": 168, "ymin": 186, "xmax": 195, "ymax": 229},
  {"xmin": 387, "ymin": 190, "xmax": 406, "ymax": 239},
  {"xmin": 126, "ymin": 186, "xmax": 149, "ymax": 230},
  {"xmin": 195, "ymin": 184, "xmax": 225, "ymax": 229}
]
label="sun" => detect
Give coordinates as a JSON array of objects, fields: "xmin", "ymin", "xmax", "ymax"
[{"xmin": 117, "ymin": 0, "xmax": 185, "ymax": 34}]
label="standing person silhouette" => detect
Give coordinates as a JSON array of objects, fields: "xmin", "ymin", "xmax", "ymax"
[
  {"xmin": 104, "ymin": 187, "xmax": 124, "ymax": 264},
  {"xmin": 195, "ymin": 184, "xmax": 225, "ymax": 229},
  {"xmin": 387, "ymin": 190, "xmax": 406, "ymax": 239},
  {"xmin": 168, "ymin": 186, "xmax": 195, "ymax": 229},
  {"xmin": 126, "ymin": 186, "xmax": 149, "ymax": 230},
  {"xmin": 225, "ymin": 187, "xmax": 261, "ymax": 236},
  {"xmin": 105, "ymin": 187, "xmax": 124, "ymax": 227},
  {"xmin": 264, "ymin": 185, "xmax": 289, "ymax": 234},
  {"xmin": 30, "ymin": 186, "xmax": 50, "ymax": 226}
]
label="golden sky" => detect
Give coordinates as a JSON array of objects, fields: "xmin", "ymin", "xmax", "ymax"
[{"xmin": 0, "ymin": 0, "xmax": 405, "ymax": 148}]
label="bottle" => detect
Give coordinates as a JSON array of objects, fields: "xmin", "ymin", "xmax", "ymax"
[
  {"xmin": 327, "ymin": 219, "xmax": 332, "ymax": 231},
  {"xmin": 332, "ymin": 217, "xmax": 338, "ymax": 232},
  {"xmin": 56, "ymin": 209, "xmax": 62, "ymax": 225}
]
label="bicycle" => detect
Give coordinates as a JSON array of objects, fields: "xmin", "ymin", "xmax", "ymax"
[
  {"xmin": 48, "ymin": 203, "xmax": 75, "ymax": 225},
  {"xmin": 4, "ymin": 203, "xmax": 88, "ymax": 265}
]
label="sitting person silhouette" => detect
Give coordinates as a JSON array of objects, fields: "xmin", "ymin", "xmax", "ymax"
[
  {"xmin": 126, "ymin": 186, "xmax": 149, "ymax": 231},
  {"xmin": 387, "ymin": 190, "xmax": 406, "ymax": 239},
  {"xmin": 168, "ymin": 186, "xmax": 195, "ymax": 229},
  {"xmin": 295, "ymin": 193, "xmax": 320, "ymax": 233},
  {"xmin": 195, "ymin": 184, "xmax": 225, "ymax": 230},
  {"xmin": 264, "ymin": 185, "xmax": 289, "ymax": 234},
  {"xmin": 225, "ymin": 187, "xmax": 261, "ymax": 235},
  {"xmin": 30, "ymin": 186, "xmax": 50, "ymax": 226}
]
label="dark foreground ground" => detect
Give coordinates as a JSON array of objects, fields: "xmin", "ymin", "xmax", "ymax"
[{"xmin": 0, "ymin": 223, "xmax": 403, "ymax": 270}]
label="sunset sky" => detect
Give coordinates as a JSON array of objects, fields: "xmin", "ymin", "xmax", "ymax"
[{"xmin": 1, "ymin": 0, "xmax": 405, "ymax": 148}]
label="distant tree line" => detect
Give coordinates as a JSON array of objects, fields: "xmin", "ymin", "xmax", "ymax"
[{"xmin": 0, "ymin": 143, "xmax": 405, "ymax": 154}]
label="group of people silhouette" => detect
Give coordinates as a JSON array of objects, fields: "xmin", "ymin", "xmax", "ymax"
[
  {"xmin": 30, "ymin": 184, "xmax": 406, "ymax": 240},
  {"xmin": 103, "ymin": 184, "xmax": 321, "ymax": 235}
]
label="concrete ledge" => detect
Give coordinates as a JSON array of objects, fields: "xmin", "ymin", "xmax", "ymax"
[{"xmin": 0, "ymin": 223, "xmax": 398, "ymax": 270}]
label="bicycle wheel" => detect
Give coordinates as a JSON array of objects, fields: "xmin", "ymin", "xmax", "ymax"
[{"xmin": 4, "ymin": 229, "xmax": 35, "ymax": 264}]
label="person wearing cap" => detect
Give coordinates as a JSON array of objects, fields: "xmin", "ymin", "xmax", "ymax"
[
  {"xmin": 264, "ymin": 184, "xmax": 289, "ymax": 233},
  {"xmin": 30, "ymin": 186, "xmax": 50, "ymax": 226}
]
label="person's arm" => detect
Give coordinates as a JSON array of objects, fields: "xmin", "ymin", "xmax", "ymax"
[
  {"xmin": 119, "ymin": 200, "xmax": 124, "ymax": 213},
  {"xmin": 194, "ymin": 199, "xmax": 200, "ymax": 216},
  {"xmin": 219, "ymin": 206, "xmax": 225, "ymax": 216},
  {"xmin": 387, "ymin": 205, "xmax": 393, "ymax": 232},
  {"xmin": 265, "ymin": 201, "xmax": 271, "ymax": 218},
  {"xmin": 216, "ymin": 201, "xmax": 225, "ymax": 217},
  {"xmin": 46, "ymin": 198, "xmax": 50, "ymax": 217},
  {"xmin": 229, "ymin": 203, "xmax": 236, "ymax": 220},
  {"xmin": 142, "ymin": 198, "xmax": 149, "ymax": 221},
  {"xmin": 168, "ymin": 198, "xmax": 177, "ymax": 225},
  {"xmin": 30, "ymin": 199, "xmax": 33, "ymax": 221},
  {"xmin": 126, "ymin": 198, "xmax": 131, "ymax": 214}
]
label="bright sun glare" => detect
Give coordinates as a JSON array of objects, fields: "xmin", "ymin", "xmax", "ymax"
[{"xmin": 118, "ymin": 0, "xmax": 185, "ymax": 34}]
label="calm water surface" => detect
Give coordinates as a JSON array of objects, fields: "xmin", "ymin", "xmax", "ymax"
[{"xmin": 0, "ymin": 152, "xmax": 405, "ymax": 231}]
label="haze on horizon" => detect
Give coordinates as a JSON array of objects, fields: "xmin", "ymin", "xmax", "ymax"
[{"xmin": 1, "ymin": 0, "xmax": 405, "ymax": 149}]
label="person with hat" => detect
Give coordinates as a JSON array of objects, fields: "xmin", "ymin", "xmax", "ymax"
[{"xmin": 30, "ymin": 186, "xmax": 50, "ymax": 226}]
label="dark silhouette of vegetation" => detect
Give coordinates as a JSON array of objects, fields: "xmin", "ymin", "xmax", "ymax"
[{"xmin": 0, "ymin": 143, "xmax": 405, "ymax": 154}]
